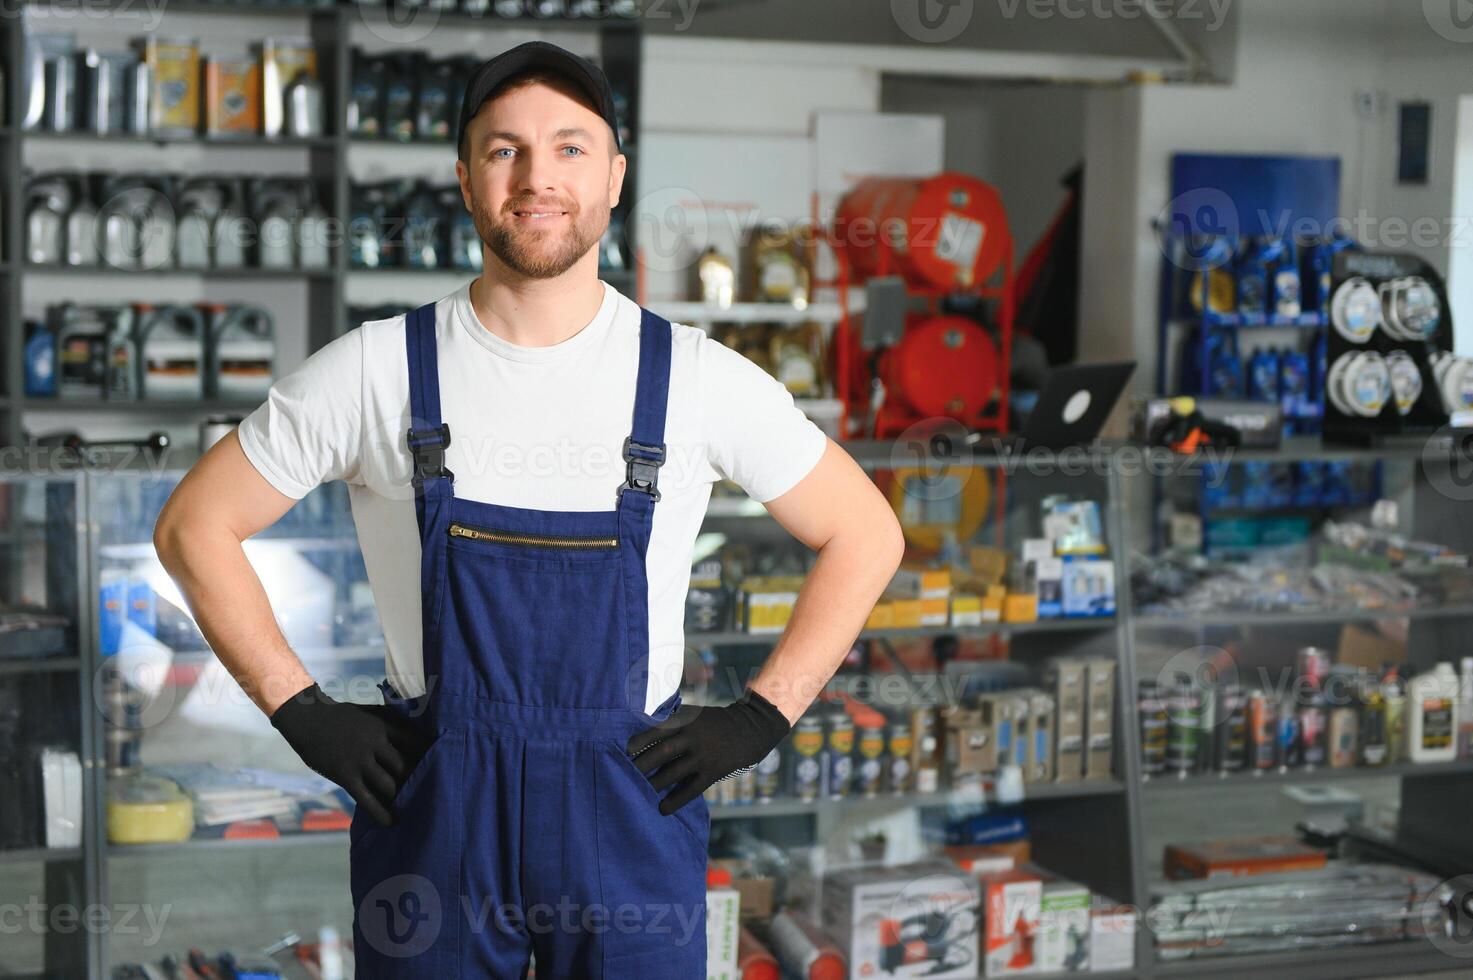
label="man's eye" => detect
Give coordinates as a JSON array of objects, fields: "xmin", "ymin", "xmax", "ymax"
[
  {"xmin": 492, "ymin": 148, "xmax": 514, "ymax": 160},
  {"xmin": 562, "ymin": 146, "xmax": 584, "ymax": 157}
]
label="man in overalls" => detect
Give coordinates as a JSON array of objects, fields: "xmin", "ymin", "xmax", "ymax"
[{"xmin": 154, "ymin": 40, "xmax": 904, "ymax": 978}]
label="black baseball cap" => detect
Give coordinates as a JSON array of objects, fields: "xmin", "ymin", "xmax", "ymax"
[{"xmin": 456, "ymin": 41, "xmax": 622, "ymax": 159}]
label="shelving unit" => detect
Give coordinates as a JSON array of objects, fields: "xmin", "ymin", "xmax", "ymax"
[{"xmin": 0, "ymin": 1, "xmax": 645, "ymax": 448}]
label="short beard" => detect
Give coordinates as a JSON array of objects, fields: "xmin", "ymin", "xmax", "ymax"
[{"xmin": 472, "ymin": 194, "xmax": 608, "ymax": 279}]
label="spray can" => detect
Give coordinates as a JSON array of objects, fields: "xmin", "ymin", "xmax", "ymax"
[
  {"xmin": 823, "ymin": 711, "xmax": 854, "ymax": 799},
  {"xmin": 788, "ymin": 715, "xmax": 823, "ymax": 803},
  {"xmin": 1276, "ymin": 696, "xmax": 1302, "ymax": 770},
  {"xmin": 1359, "ymin": 673, "xmax": 1388, "ymax": 767},
  {"xmin": 1138, "ymin": 680, "xmax": 1168, "ymax": 777},
  {"xmin": 1384, "ymin": 666, "xmax": 1407, "ymax": 763},
  {"xmin": 886, "ymin": 721, "xmax": 912, "ymax": 795},
  {"xmin": 1328, "ymin": 703, "xmax": 1359, "ymax": 769},
  {"xmin": 911, "ymin": 706, "xmax": 939, "ymax": 794},
  {"xmin": 1214, "ymin": 684, "xmax": 1247, "ymax": 773},
  {"xmin": 855, "ymin": 717, "xmax": 885, "ymax": 798},
  {"xmin": 1165, "ymin": 675, "xmax": 1201, "ymax": 778},
  {"xmin": 1299, "ymin": 689, "xmax": 1328, "ymax": 769},
  {"xmin": 753, "ymin": 746, "xmax": 781, "ymax": 803},
  {"xmin": 1248, "ymin": 691, "xmax": 1276, "ymax": 770}
]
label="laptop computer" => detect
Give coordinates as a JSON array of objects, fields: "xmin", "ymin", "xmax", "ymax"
[{"xmin": 971, "ymin": 361, "xmax": 1137, "ymax": 453}]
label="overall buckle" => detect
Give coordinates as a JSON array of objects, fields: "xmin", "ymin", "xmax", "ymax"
[
  {"xmin": 618, "ymin": 436, "xmax": 664, "ymax": 502},
  {"xmin": 407, "ymin": 423, "xmax": 454, "ymax": 486}
]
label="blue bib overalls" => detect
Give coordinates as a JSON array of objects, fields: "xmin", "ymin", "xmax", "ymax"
[{"xmin": 347, "ymin": 300, "xmax": 710, "ymax": 977}]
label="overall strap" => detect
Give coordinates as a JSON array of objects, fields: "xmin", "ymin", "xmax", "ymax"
[
  {"xmin": 618, "ymin": 307, "xmax": 673, "ymax": 508},
  {"xmin": 405, "ymin": 301, "xmax": 453, "ymax": 537}
]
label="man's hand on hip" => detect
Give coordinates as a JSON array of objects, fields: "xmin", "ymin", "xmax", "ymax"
[
  {"xmin": 625, "ymin": 688, "xmax": 792, "ymax": 816},
  {"xmin": 270, "ymin": 682, "xmax": 435, "ymax": 828}
]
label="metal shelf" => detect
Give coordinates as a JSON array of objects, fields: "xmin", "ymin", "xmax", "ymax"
[
  {"xmin": 689, "ymin": 618, "xmax": 1116, "ymax": 647},
  {"xmin": 1142, "ymin": 758, "xmax": 1473, "ymax": 792},
  {"xmin": 1152, "ymin": 935, "xmax": 1457, "ymax": 979},
  {"xmin": 0, "ymin": 845, "xmax": 83, "ymax": 864},
  {"xmin": 0, "ymin": 656, "xmax": 80, "ymax": 675},
  {"xmin": 710, "ymin": 779, "xmax": 1124, "ymax": 819},
  {"xmin": 1135, "ymin": 603, "xmax": 1473, "ymax": 629},
  {"xmin": 22, "ymin": 130, "xmax": 336, "ymax": 148},
  {"xmin": 106, "ymin": 830, "xmax": 347, "ymax": 857},
  {"xmin": 24, "ymin": 263, "xmax": 334, "ymax": 280}
]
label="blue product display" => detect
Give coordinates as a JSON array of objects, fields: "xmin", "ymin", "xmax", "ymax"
[
  {"xmin": 1248, "ymin": 347, "xmax": 1281, "ymax": 403},
  {"xmin": 1236, "ymin": 237, "xmax": 1271, "ymax": 315},
  {"xmin": 1292, "ymin": 462, "xmax": 1325, "ymax": 507},
  {"xmin": 126, "ymin": 575, "xmax": 157, "ymax": 637},
  {"xmin": 1321, "ymin": 461, "xmax": 1354, "ymax": 506},
  {"xmin": 1180, "ymin": 328, "xmax": 1244, "ymax": 397},
  {"xmin": 1202, "ymin": 458, "xmax": 1238, "ymax": 510},
  {"xmin": 1280, "ymin": 348, "xmax": 1312, "ymax": 430},
  {"xmin": 24, "ymin": 321, "xmax": 56, "ymax": 398},
  {"xmin": 1269, "ymin": 238, "xmax": 1301, "ymax": 318}
]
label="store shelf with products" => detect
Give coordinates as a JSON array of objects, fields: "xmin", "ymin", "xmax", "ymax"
[{"xmin": 1, "ymin": 3, "xmax": 646, "ymax": 449}]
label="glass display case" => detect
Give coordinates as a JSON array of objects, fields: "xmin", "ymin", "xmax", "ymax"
[
  {"xmin": 0, "ymin": 473, "xmax": 92, "ymax": 980},
  {"xmin": 5, "ymin": 440, "xmax": 1468, "ymax": 978},
  {"xmin": 1121, "ymin": 439, "xmax": 1473, "ymax": 976}
]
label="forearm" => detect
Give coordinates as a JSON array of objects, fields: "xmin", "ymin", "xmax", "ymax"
[
  {"xmin": 155, "ymin": 519, "xmax": 313, "ymax": 717},
  {"xmin": 746, "ymin": 525, "xmax": 903, "ymax": 724}
]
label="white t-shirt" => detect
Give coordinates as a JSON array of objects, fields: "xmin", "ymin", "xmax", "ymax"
[{"xmin": 237, "ymin": 279, "xmax": 827, "ymax": 712}]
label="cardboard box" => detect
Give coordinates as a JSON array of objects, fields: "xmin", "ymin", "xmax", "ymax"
[
  {"xmin": 1163, "ymin": 836, "xmax": 1328, "ymax": 880},
  {"xmin": 1038, "ymin": 879, "xmax": 1092, "ymax": 973},
  {"xmin": 1035, "ymin": 557, "xmax": 1064, "ymax": 618},
  {"xmin": 1061, "ymin": 559, "xmax": 1115, "ymax": 618},
  {"xmin": 980, "ymin": 869, "xmax": 1041, "ymax": 977},
  {"xmin": 1088, "ymin": 904, "xmax": 1136, "ymax": 972},
  {"xmin": 709, "ymin": 860, "xmax": 774, "ymax": 920},
  {"xmin": 1026, "ymin": 691, "xmax": 1055, "ymax": 783},
  {"xmin": 706, "ymin": 886, "xmax": 741, "ymax": 980},
  {"xmin": 944, "ymin": 844, "xmax": 1017, "ymax": 878},
  {"xmin": 1084, "ymin": 659, "xmax": 1116, "ymax": 780},
  {"xmin": 891, "ymin": 598, "xmax": 925, "ymax": 629},
  {"xmin": 822, "ymin": 861, "xmax": 980, "ymax": 980},
  {"xmin": 1045, "ymin": 660, "xmax": 1087, "ymax": 783},
  {"xmin": 983, "ymin": 585, "xmax": 1007, "ymax": 622},
  {"xmin": 893, "ymin": 564, "xmax": 952, "ymax": 600},
  {"xmin": 951, "ymin": 593, "xmax": 985, "ymax": 627},
  {"xmin": 866, "ymin": 600, "xmax": 895, "ymax": 630},
  {"xmin": 1003, "ymin": 593, "xmax": 1038, "ymax": 623},
  {"xmin": 944, "ymin": 705, "xmax": 994, "ymax": 776}
]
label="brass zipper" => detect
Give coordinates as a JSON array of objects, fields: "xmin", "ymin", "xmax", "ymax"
[{"xmin": 448, "ymin": 522, "xmax": 618, "ymax": 550}]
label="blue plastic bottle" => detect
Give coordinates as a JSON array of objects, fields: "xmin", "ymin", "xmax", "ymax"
[
  {"xmin": 24, "ymin": 320, "xmax": 56, "ymax": 398},
  {"xmin": 1248, "ymin": 346, "xmax": 1281, "ymax": 403},
  {"xmin": 1269, "ymin": 239, "xmax": 1301, "ymax": 318},
  {"xmin": 1280, "ymin": 348, "xmax": 1311, "ymax": 432}
]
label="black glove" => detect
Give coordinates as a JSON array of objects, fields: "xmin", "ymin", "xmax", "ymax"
[
  {"xmin": 625, "ymin": 688, "xmax": 792, "ymax": 815},
  {"xmin": 269, "ymin": 682, "xmax": 435, "ymax": 829}
]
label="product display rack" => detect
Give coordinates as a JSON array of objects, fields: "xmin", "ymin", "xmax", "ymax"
[
  {"xmin": 0, "ymin": 1, "xmax": 643, "ymax": 448},
  {"xmin": 3, "ymin": 443, "xmax": 1472, "ymax": 976}
]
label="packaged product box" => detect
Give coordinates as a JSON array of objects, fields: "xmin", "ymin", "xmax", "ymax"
[
  {"xmin": 980, "ymin": 869, "xmax": 1042, "ymax": 976},
  {"xmin": 943, "ymin": 843, "xmax": 1016, "ymax": 878},
  {"xmin": 1037, "ymin": 877, "xmax": 1091, "ymax": 973},
  {"xmin": 142, "ymin": 37, "xmax": 200, "ymax": 134},
  {"xmin": 1035, "ymin": 557, "xmax": 1064, "ymax": 618},
  {"xmin": 951, "ymin": 592, "xmax": 984, "ymax": 627},
  {"xmin": 1084, "ymin": 659, "xmax": 1116, "ymax": 780},
  {"xmin": 709, "ymin": 860, "xmax": 774, "ymax": 919},
  {"xmin": 204, "ymin": 58, "xmax": 261, "ymax": 135},
  {"xmin": 706, "ymin": 883, "xmax": 741, "ymax": 980},
  {"xmin": 943, "ymin": 704, "xmax": 992, "ymax": 776},
  {"xmin": 1061, "ymin": 558, "xmax": 1115, "ymax": 617},
  {"xmin": 1163, "ymin": 836, "xmax": 1327, "ymax": 880},
  {"xmin": 742, "ymin": 576, "xmax": 805, "ymax": 634},
  {"xmin": 920, "ymin": 597, "xmax": 948, "ymax": 626},
  {"xmin": 983, "ymin": 585, "xmax": 1007, "ymax": 622},
  {"xmin": 1044, "ymin": 659, "xmax": 1087, "ymax": 782},
  {"xmin": 1025, "ymin": 690, "xmax": 1055, "ymax": 783},
  {"xmin": 822, "ymin": 861, "xmax": 980, "ymax": 980},
  {"xmin": 1003, "ymin": 593, "xmax": 1037, "ymax": 623},
  {"xmin": 865, "ymin": 600, "xmax": 895, "ymax": 630},
  {"xmin": 892, "ymin": 564, "xmax": 952, "ymax": 600},
  {"xmin": 890, "ymin": 597, "xmax": 924, "ymax": 629},
  {"xmin": 1088, "ymin": 903, "xmax": 1136, "ymax": 972}
]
